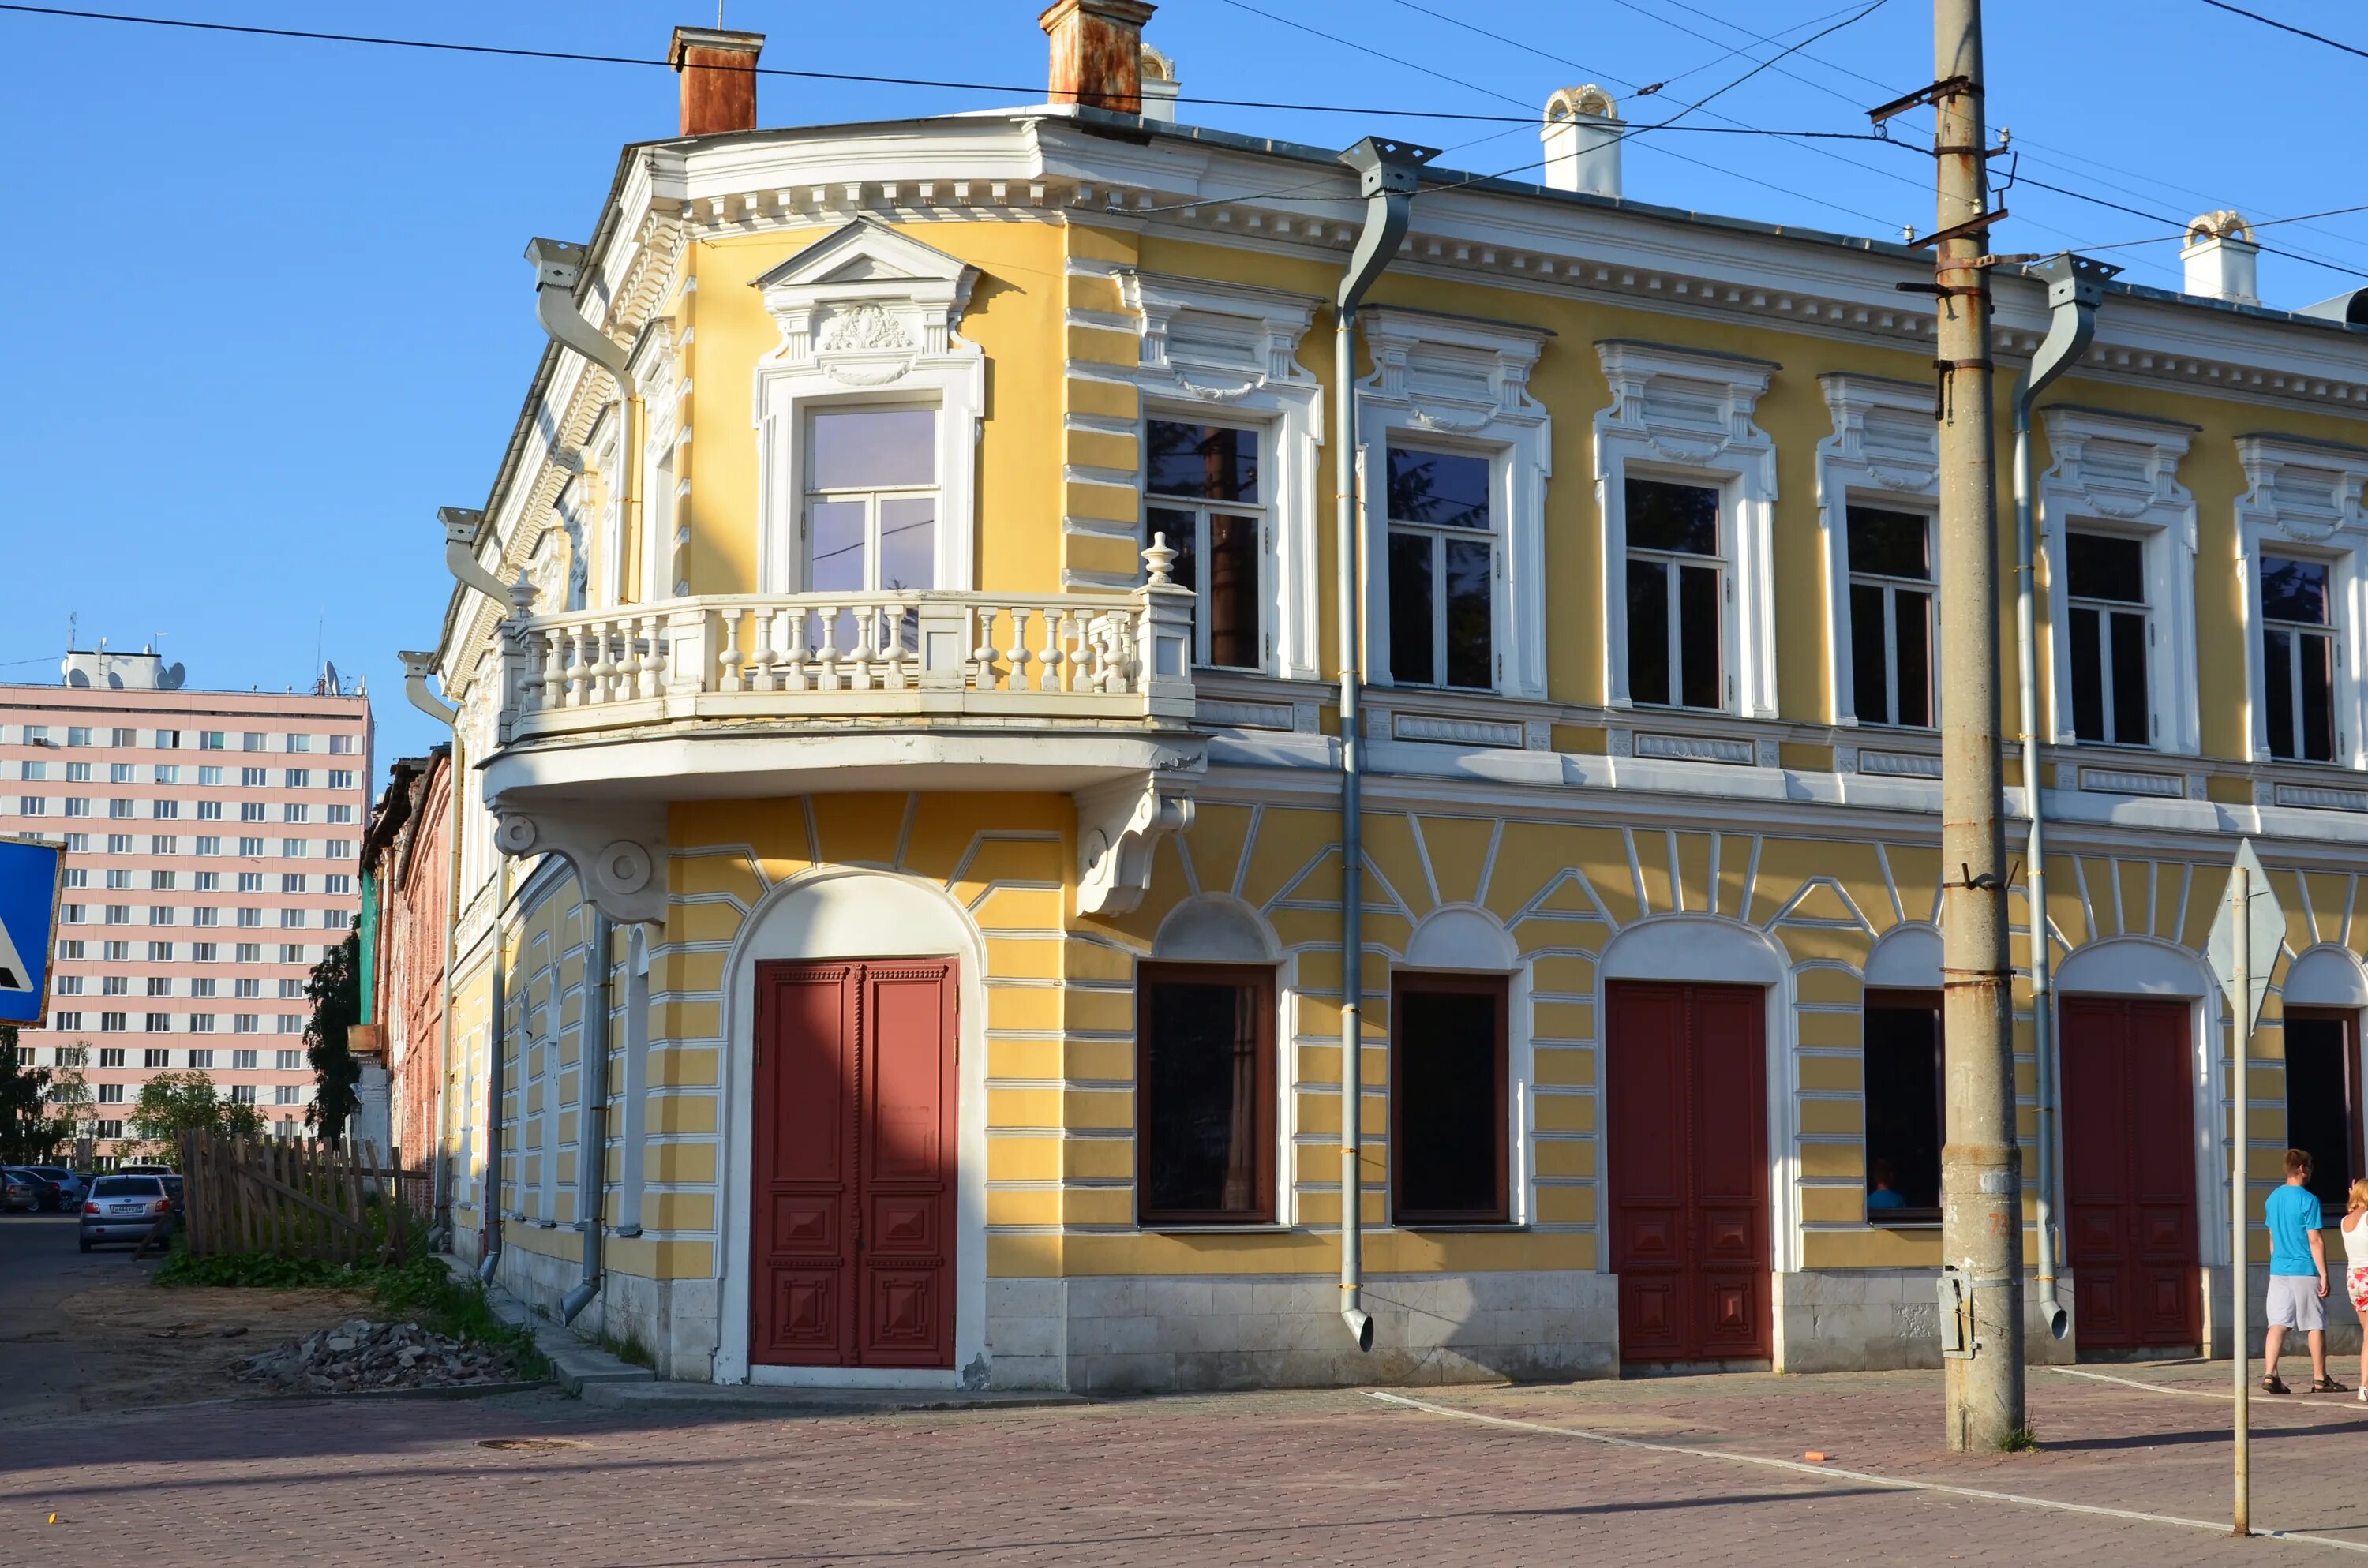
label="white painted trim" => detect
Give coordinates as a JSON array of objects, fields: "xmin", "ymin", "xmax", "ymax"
[
  {"xmin": 1405, "ymin": 904, "xmax": 1522, "ymax": 971},
  {"xmin": 1815, "ymin": 374, "xmax": 1940, "ymax": 727},
  {"xmin": 711, "ymin": 866, "xmax": 988, "ymax": 1387},
  {"xmin": 2037, "ymin": 408, "xmax": 2200, "ymax": 754},
  {"xmin": 2284, "ymin": 942, "xmax": 2368, "ymax": 1008},
  {"xmin": 1594, "ymin": 342, "xmax": 1780, "ymax": 718},
  {"xmin": 2232, "ymin": 434, "xmax": 2368, "ymax": 767},
  {"xmin": 1357, "ymin": 307, "xmax": 1553, "ymax": 701},
  {"xmin": 1151, "ymin": 894, "xmax": 1280, "ymax": 963},
  {"xmin": 753, "ymin": 219, "xmax": 984, "ymax": 597},
  {"xmin": 1863, "ymin": 922, "xmax": 1943, "ymax": 990}
]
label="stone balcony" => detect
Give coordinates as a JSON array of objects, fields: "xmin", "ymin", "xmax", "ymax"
[{"xmin": 480, "ymin": 581, "xmax": 1203, "ymax": 922}]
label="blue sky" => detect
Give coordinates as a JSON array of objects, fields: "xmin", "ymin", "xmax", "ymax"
[{"xmin": 2, "ymin": 0, "xmax": 2363, "ymax": 771}]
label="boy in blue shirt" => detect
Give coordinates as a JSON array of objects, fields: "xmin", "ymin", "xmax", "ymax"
[{"xmin": 2263, "ymin": 1147, "xmax": 2345, "ymax": 1394}]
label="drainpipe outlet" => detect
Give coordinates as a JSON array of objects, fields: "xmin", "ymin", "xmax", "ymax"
[
  {"xmin": 526, "ymin": 238, "xmax": 631, "ymax": 377},
  {"xmin": 476, "ymin": 1248, "xmax": 499, "ymax": 1284},
  {"xmin": 561, "ymin": 1275, "xmax": 599, "ymax": 1323},
  {"xmin": 440, "ymin": 507, "xmax": 512, "ymax": 611},
  {"xmin": 397, "ymin": 650, "xmax": 457, "ymax": 724},
  {"xmin": 1342, "ymin": 1306, "xmax": 1374, "ymax": 1353}
]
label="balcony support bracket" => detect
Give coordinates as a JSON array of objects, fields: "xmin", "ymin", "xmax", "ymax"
[
  {"xmin": 492, "ymin": 800, "xmax": 669, "ymax": 926},
  {"xmin": 1074, "ymin": 773, "xmax": 1197, "ymax": 918}
]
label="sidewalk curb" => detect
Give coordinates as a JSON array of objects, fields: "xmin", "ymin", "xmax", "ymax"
[
  {"xmin": 578, "ymin": 1382, "xmax": 1087, "ymax": 1416},
  {"xmin": 441, "ymin": 1256, "xmax": 657, "ymax": 1396}
]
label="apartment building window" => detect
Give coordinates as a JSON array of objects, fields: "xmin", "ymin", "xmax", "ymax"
[
  {"xmin": 106, "ymin": 834, "xmax": 130, "ymax": 855},
  {"xmin": 152, "ymin": 800, "xmax": 178, "ymax": 821},
  {"xmin": 97, "ymin": 1083, "xmax": 124, "ymax": 1104},
  {"xmin": 145, "ymin": 977, "xmax": 169, "ymax": 997},
  {"xmin": 326, "ymin": 804, "xmax": 354, "ymax": 825},
  {"xmin": 2066, "ymin": 530, "xmax": 2153, "ymax": 746},
  {"xmin": 100, "ymin": 975, "xmax": 128, "ymax": 997},
  {"xmin": 148, "ymin": 941, "xmax": 172, "ymax": 961},
  {"xmin": 196, "ymin": 836, "xmax": 221, "ymax": 855},
  {"xmin": 54, "ymin": 1044, "xmax": 86, "ymax": 1067},
  {"xmin": 144, "ymin": 1014, "xmax": 169, "ymax": 1033},
  {"xmin": 63, "ymin": 799, "xmax": 88, "ymax": 818},
  {"xmin": 192, "ymin": 977, "xmax": 215, "ymax": 997},
  {"xmin": 278, "ymin": 874, "xmax": 303, "ymax": 893},
  {"xmin": 62, "ymin": 868, "xmax": 86, "ymax": 890},
  {"xmin": 230, "ymin": 1084, "xmax": 258, "ymax": 1106},
  {"xmin": 103, "ymin": 906, "xmax": 129, "ymax": 926},
  {"xmin": 324, "ymin": 909, "xmax": 350, "ymax": 930},
  {"xmin": 22, "ymin": 725, "xmax": 47, "ymax": 744},
  {"xmin": 196, "ymin": 800, "xmax": 222, "ymax": 822},
  {"xmin": 155, "ymin": 764, "xmax": 179, "ymax": 784},
  {"xmin": 275, "ymin": 1084, "xmax": 302, "ymax": 1106},
  {"xmin": 234, "ymin": 979, "xmax": 260, "ymax": 1000},
  {"xmin": 199, "ymin": 765, "xmax": 223, "ymax": 786},
  {"xmin": 2261, "ymin": 553, "xmax": 2339, "ymax": 763},
  {"xmin": 93, "ymin": 1120, "xmax": 122, "ymax": 1140},
  {"xmin": 193, "ymin": 873, "xmax": 217, "ymax": 893},
  {"xmin": 238, "ymin": 837, "xmax": 264, "ymax": 856},
  {"xmin": 150, "ymin": 871, "xmax": 175, "ymax": 891},
  {"xmin": 156, "ymin": 730, "xmax": 179, "ymax": 750},
  {"xmin": 66, "ymin": 728, "xmax": 90, "ymax": 747},
  {"xmin": 1384, "ymin": 445, "xmax": 1496, "ymax": 691},
  {"xmin": 243, "ymin": 733, "xmax": 264, "ymax": 752},
  {"xmin": 1391, "ymin": 971, "xmax": 1510, "ymax": 1225},
  {"xmin": 103, "ymin": 941, "xmax": 128, "ymax": 960},
  {"xmin": 234, "ymin": 1018, "xmax": 258, "ymax": 1037},
  {"xmin": 283, "ymin": 803, "xmax": 309, "ymax": 823},
  {"xmin": 110, "ymin": 728, "xmax": 134, "ymax": 747},
  {"xmin": 148, "ymin": 907, "xmax": 173, "ymax": 926},
  {"xmin": 1625, "ymin": 477, "xmax": 1725, "ymax": 709},
  {"xmin": 285, "ymin": 769, "xmax": 311, "ymax": 789},
  {"xmin": 801, "ymin": 405, "xmax": 939, "ymax": 612},
  {"xmin": 328, "ymin": 769, "xmax": 355, "ymax": 790},
  {"xmin": 65, "ymin": 762, "xmax": 89, "ymax": 783},
  {"xmin": 99, "ymin": 1043, "xmax": 125, "ymax": 1063},
  {"xmin": 109, "ymin": 763, "xmax": 133, "ymax": 784},
  {"xmin": 14, "ymin": 796, "xmax": 44, "ymax": 817},
  {"xmin": 192, "ymin": 907, "xmax": 217, "ymax": 928},
  {"xmin": 1864, "ymin": 991, "xmax": 1943, "ymax": 1222},
  {"xmin": 192, "ymin": 945, "xmax": 216, "ymax": 964},
  {"xmin": 239, "ymin": 802, "xmax": 265, "ymax": 822},
  {"xmin": 280, "ymin": 944, "xmax": 305, "ymax": 964},
  {"xmin": 61, "ymin": 904, "xmax": 85, "ymax": 924},
  {"xmin": 329, "ymin": 734, "xmax": 355, "ymax": 754},
  {"xmin": 1135, "ymin": 963, "xmax": 1276, "ymax": 1225},
  {"xmin": 275, "ymin": 1048, "xmax": 302, "ymax": 1069},
  {"xmin": 1145, "ymin": 418, "xmax": 1263, "ymax": 671},
  {"xmin": 56, "ymin": 975, "xmax": 82, "ymax": 995},
  {"xmin": 236, "ymin": 872, "xmax": 261, "ymax": 893},
  {"xmin": 276, "ymin": 1015, "xmax": 303, "ymax": 1035},
  {"xmin": 107, "ymin": 799, "xmax": 133, "ymax": 819},
  {"xmin": 280, "ymin": 909, "xmax": 304, "ymax": 929},
  {"xmin": 287, "ymin": 735, "xmax": 311, "ymax": 754},
  {"xmin": 282, "ymin": 840, "xmax": 308, "ymax": 859},
  {"xmin": 64, "ymin": 834, "xmax": 87, "ymax": 853},
  {"xmin": 53, "ymin": 1012, "xmax": 81, "ymax": 1031},
  {"xmin": 189, "ymin": 1018, "xmax": 213, "ymax": 1036},
  {"xmin": 276, "ymin": 979, "xmax": 302, "ymax": 1000},
  {"xmin": 17, "ymin": 760, "xmax": 45, "ymax": 782},
  {"xmin": 189, "ymin": 1045, "xmax": 213, "ymax": 1063},
  {"xmin": 324, "ymin": 874, "xmax": 351, "ymax": 895},
  {"xmin": 328, "ymin": 841, "xmax": 351, "ymax": 860},
  {"xmin": 151, "ymin": 836, "xmax": 175, "ymax": 855},
  {"xmin": 146, "ymin": 1047, "xmax": 174, "ymax": 1068},
  {"xmin": 103, "ymin": 870, "xmax": 129, "ymax": 891},
  {"xmin": 235, "ymin": 944, "xmax": 260, "ymax": 963},
  {"xmin": 230, "ymin": 1048, "xmax": 257, "ymax": 1069},
  {"xmin": 200, "ymin": 732, "xmax": 225, "ymax": 750},
  {"xmin": 235, "ymin": 908, "xmax": 260, "ymax": 929}
]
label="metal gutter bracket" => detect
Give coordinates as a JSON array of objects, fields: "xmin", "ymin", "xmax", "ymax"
[
  {"xmin": 397, "ymin": 650, "xmax": 458, "ymax": 725},
  {"xmin": 440, "ymin": 507, "xmax": 512, "ymax": 612},
  {"xmin": 526, "ymin": 237, "xmax": 631, "ymax": 378}
]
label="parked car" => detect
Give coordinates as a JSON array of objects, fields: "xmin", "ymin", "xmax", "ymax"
[
  {"xmin": 78, "ymin": 1174, "xmax": 174, "ymax": 1252},
  {"xmin": 115, "ymin": 1163, "xmax": 171, "ymax": 1177},
  {"xmin": 2, "ymin": 1168, "xmax": 63, "ymax": 1211},
  {"xmin": 1, "ymin": 1171, "xmax": 39, "ymax": 1214},
  {"xmin": 25, "ymin": 1166, "xmax": 86, "ymax": 1206}
]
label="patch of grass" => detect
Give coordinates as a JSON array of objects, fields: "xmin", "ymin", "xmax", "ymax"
[
  {"xmin": 1999, "ymin": 1424, "xmax": 2040, "ymax": 1453},
  {"xmin": 154, "ymin": 1245, "xmax": 373, "ymax": 1291},
  {"xmin": 601, "ymin": 1330, "xmax": 656, "ymax": 1370}
]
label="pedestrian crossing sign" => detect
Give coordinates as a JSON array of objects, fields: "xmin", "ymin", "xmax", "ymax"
[{"xmin": 0, "ymin": 833, "xmax": 66, "ymax": 1026}]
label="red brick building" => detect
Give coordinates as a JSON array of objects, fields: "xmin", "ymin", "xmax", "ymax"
[{"xmin": 359, "ymin": 747, "xmax": 451, "ymax": 1187}]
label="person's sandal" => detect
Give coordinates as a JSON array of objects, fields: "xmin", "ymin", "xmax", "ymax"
[
  {"xmin": 2264, "ymin": 1374, "xmax": 2291, "ymax": 1394},
  {"xmin": 2313, "ymin": 1377, "xmax": 2351, "ymax": 1394}
]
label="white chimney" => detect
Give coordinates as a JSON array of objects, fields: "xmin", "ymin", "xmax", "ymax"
[
  {"xmin": 1541, "ymin": 84, "xmax": 1622, "ymax": 199},
  {"xmin": 2182, "ymin": 210, "xmax": 2260, "ymax": 306},
  {"xmin": 1140, "ymin": 43, "xmax": 1178, "ymax": 123}
]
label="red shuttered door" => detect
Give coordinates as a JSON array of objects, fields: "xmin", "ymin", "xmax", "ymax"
[
  {"xmin": 752, "ymin": 960, "xmax": 957, "ymax": 1369},
  {"xmin": 2062, "ymin": 997, "xmax": 2200, "ymax": 1350},
  {"xmin": 1606, "ymin": 982, "xmax": 1771, "ymax": 1364}
]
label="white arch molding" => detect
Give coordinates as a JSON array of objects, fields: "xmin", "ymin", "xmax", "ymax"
[
  {"xmin": 1151, "ymin": 895, "xmax": 1278, "ymax": 964},
  {"xmin": 712, "ymin": 866, "xmax": 990, "ymax": 1387},
  {"xmin": 2283, "ymin": 944, "xmax": 2368, "ymax": 1009},
  {"xmin": 1594, "ymin": 915, "xmax": 1802, "ymax": 1285},
  {"xmin": 1862, "ymin": 923, "xmax": 1943, "ymax": 990}
]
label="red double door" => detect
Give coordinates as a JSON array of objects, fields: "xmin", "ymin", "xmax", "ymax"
[
  {"xmin": 1606, "ymin": 982, "xmax": 1772, "ymax": 1364},
  {"xmin": 2061, "ymin": 997, "xmax": 2201, "ymax": 1349},
  {"xmin": 751, "ymin": 960, "xmax": 957, "ymax": 1368}
]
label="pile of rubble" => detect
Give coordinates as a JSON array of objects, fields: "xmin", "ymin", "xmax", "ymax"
[{"xmin": 232, "ymin": 1318, "xmax": 523, "ymax": 1394}]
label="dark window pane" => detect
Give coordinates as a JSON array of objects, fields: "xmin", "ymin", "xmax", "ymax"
[
  {"xmin": 1678, "ymin": 562, "xmax": 1722, "ymax": 710},
  {"xmin": 2067, "ymin": 532, "xmax": 2145, "ymax": 604},
  {"xmin": 2262, "ymin": 554, "xmax": 2331, "ymax": 626},
  {"xmin": 1849, "ymin": 582, "xmax": 1890, "ymax": 725},
  {"xmin": 1141, "ymin": 974, "xmax": 1268, "ymax": 1220},
  {"xmin": 1205, "ymin": 514, "xmax": 1260, "ymax": 669},
  {"xmin": 1396, "ymin": 983, "xmax": 1504, "ymax": 1221},
  {"xmin": 1894, "ymin": 587, "xmax": 1932, "ymax": 728},
  {"xmin": 1146, "ymin": 421, "xmax": 1259, "ymax": 503},
  {"xmin": 1444, "ymin": 538, "xmax": 1493, "ymax": 689},
  {"xmin": 2109, "ymin": 609, "xmax": 2149, "ymax": 744},
  {"xmin": 1847, "ymin": 507, "xmax": 1930, "ymax": 580},
  {"xmin": 2265, "ymin": 627, "xmax": 2296, "ymax": 760},
  {"xmin": 1627, "ymin": 559, "xmax": 1670, "ymax": 705},
  {"xmin": 1626, "ymin": 477, "xmax": 1719, "ymax": 555},
  {"xmin": 1388, "ymin": 533, "xmax": 1437, "ymax": 687},
  {"xmin": 1387, "ymin": 447, "xmax": 1493, "ymax": 530},
  {"xmin": 1864, "ymin": 998, "xmax": 1942, "ymax": 1215},
  {"xmin": 2070, "ymin": 607, "xmax": 2104, "ymax": 740},
  {"xmin": 2302, "ymin": 630, "xmax": 2336, "ymax": 762},
  {"xmin": 2287, "ymin": 1013, "xmax": 2357, "ymax": 1213}
]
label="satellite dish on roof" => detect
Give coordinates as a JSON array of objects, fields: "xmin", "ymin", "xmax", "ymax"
[
  {"xmin": 66, "ymin": 668, "xmax": 89, "ymax": 687},
  {"xmin": 324, "ymin": 661, "xmax": 340, "ymax": 696},
  {"xmin": 159, "ymin": 663, "xmax": 186, "ymax": 691}
]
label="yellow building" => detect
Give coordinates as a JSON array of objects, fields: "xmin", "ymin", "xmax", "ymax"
[{"xmin": 404, "ymin": 4, "xmax": 2368, "ymax": 1389}]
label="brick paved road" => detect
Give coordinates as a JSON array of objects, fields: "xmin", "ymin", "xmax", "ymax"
[{"xmin": 6, "ymin": 1364, "xmax": 2366, "ymax": 1567}]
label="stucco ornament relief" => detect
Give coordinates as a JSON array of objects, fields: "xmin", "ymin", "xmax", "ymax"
[
  {"xmin": 490, "ymin": 803, "xmax": 669, "ymax": 926},
  {"xmin": 753, "ymin": 217, "xmax": 980, "ymax": 391}
]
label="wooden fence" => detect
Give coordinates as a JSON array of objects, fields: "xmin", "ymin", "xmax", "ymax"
[{"xmin": 178, "ymin": 1130, "xmax": 415, "ymax": 1265}]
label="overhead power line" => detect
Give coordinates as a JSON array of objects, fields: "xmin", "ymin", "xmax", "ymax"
[
  {"xmin": 2197, "ymin": 0, "xmax": 2368, "ymax": 62},
  {"xmin": 2013, "ymin": 175, "xmax": 2368, "ymax": 283}
]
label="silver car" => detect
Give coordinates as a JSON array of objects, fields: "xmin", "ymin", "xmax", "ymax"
[
  {"xmin": 26, "ymin": 1166, "xmax": 86, "ymax": 1206},
  {"xmin": 78, "ymin": 1174, "xmax": 174, "ymax": 1252}
]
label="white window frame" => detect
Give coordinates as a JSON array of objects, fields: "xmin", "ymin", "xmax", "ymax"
[
  {"xmin": 1115, "ymin": 269, "xmax": 1324, "ymax": 677},
  {"xmin": 754, "ymin": 219, "xmax": 982, "ymax": 597},
  {"xmin": 1358, "ymin": 305, "xmax": 1550, "ymax": 700},
  {"xmin": 630, "ymin": 321, "xmax": 684, "ymax": 604},
  {"xmin": 1140, "ymin": 414, "xmax": 1272, "ymax": 672},
  {"xmin": 2037, "ymin": 407, "xmax": 2198, "ymax": 754},
  {"xmin": 2235, "ymin": 434, "xmax": 2368, "ymax": 768},
  {"xmin": 1594, "ymin": 340, "xmax": 1778, "ymax": 717},
  {"xmin": 800, "ymin": 403, "xmax": 947, "ymax": 596},
  {"xmin": 1815, "ymin": 373, "xmax": 1941, "ymax": 727}
]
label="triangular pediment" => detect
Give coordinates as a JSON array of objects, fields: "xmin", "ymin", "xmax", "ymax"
[{"xmin": 751, "ymin": 217, "xmax": 972, "ymax": 293}]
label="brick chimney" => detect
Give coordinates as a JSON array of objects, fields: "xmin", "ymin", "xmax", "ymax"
[
  {"xmin": 1040, "ymin": 0, "xmax": 1156, "ymax": 114},
  {"xmin": 669, "ymin": 26, "xmax": 765, "ymax": 137}
]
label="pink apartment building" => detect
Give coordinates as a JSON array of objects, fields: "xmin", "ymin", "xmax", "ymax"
[{"xmin": 1, "ymin": 649, "xmax": 372, "ymax": 1163}]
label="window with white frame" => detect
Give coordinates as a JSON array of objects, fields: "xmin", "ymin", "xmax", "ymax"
[
  {"xmin": 2236, "ymin": 435, "xmax": 2368, "ymax": 769},
  {"xmin": 1846, "ymin": 506, "xmax": 1935, "ymax": 728},
  {"xmin": 2261, "ymin": 552, "xmax": 2339, "ymax": 762},
  {"xmin": 1624, "ymin": 477, "xmax": 1725, "ymax": 710},
  {"xmin": 804, "ymin": 405, "xmax": 939, "ymax": 597},
  {"xmin": 1384, "ymin": 445, "xmax": 1497, "ymax": 690},
  {"xmin": 1144, "ymin": 419, "xmax": 1264, "ymax": 671},
  {"xmin": 2065, "ymin": 530, "xmax": 2153, "ymax": 747}
]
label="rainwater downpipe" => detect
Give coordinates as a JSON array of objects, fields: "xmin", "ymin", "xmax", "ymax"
[
  {"xmin": 1332, "ymin": 136, "xmax": 1433, "ymax": 1354},
  {"xmin": 477, "ymin": 910, "xmax": 510, "ymax": 1283},
  {"xmin": 563, "ymin": 910, "xmax": 615, "ymax": 1323},
  {"xmin": 2014, "ymin": 253, "xmax": 2111, "ymax": 1342},
  {"xmin": 396, "ymin": 653, "xmax": 463, "ymax": 1249}
]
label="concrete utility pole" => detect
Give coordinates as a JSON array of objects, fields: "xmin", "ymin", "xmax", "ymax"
[{"xmin": 1930, "ymin": 0, "xmax": 2025, "ymax": 1451}]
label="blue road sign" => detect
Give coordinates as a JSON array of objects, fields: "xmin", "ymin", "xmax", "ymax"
[{"xmin": 0, "ymin": 833, "xmax": 65, "ymax": 1027}]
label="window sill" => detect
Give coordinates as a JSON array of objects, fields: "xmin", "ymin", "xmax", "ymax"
[
  {"xmin": 1867, "ymin": 1216, "xmax": 1941, "ymax": 1229},
  {"xmin": 1138, "ymin": 1222, "xmax": 1292, "ymax": 1235},
  {"xmin": 1391, "ymin": 1222, "xmax": 1526, "ymax": 1233}
]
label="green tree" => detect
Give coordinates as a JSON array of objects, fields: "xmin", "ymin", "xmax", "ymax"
[
  {"xmin": 304, "ymin": 932, "xmax": 362, "ymax": 1145},
  {"xmin": 127, "ymin": 1070, "xmax": 265, "ymax": 1166},
  {"xmin": 0, "ymin": 1025, "xmax": 70, "ymax": 1163}
]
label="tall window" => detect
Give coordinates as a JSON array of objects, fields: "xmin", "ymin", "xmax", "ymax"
[
  {"xmin": 2262, "ymin": 552, "xmax": 2338, "ymax": 763},
  {"xmin": 1849, "ymin": 506, "xmax": 1935, "ymax": 728},
  {"xmin": 804, "ymin": 406, "xmax": 938, "ymax": 596},
  {"xmin": 1136, "ymin": 963, "xmax": 1275, "ymax": 1225},
  {"xmin": 1391, "ymin": 972, "xmax": 1509, "ymax": 1225},
  {"xmin": 1864, "ymin": 991, "xmax": 1942, "ymax": 1222},
  {"xmin": 2286, "ymin": 1009, "xmax": 2359, "ymax": 1213},
  {"xmin": 1144, "ymin": 419, "xmax": 1262, "ymax": 670},
  {"xmin": 1385, "ymin": 446, "xmax": 1496, "ymax": 690},
  {"xmin": 1625, "ymin": 477, "xmax": 1724, "ymax": 709},
  {"xmin": 2066, "ymin": 530, "xmax": 2151, "ymax": 746}
]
